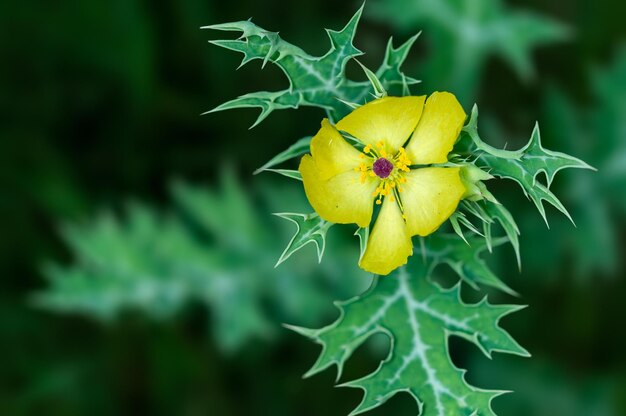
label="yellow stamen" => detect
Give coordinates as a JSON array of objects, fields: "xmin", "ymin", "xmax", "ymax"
[{"xmin": 361, "ymin": 144, "xmax": 413, "ymax": 209}]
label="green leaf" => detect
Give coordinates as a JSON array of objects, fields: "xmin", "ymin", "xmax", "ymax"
[
  {"xmin": 205, "ymin": 5, "xmax": 419, "ymax": 125},
  {"xmin": 454, "ymin": 199, "xmax": 521, "ymax": 270},
  {"xmin": 289, "ymin": 263, "xmax": 528, "ymax": 415},
  {"xmin": 354, "ymin": 227, "xmax": 369, "ymax": 263},
  {"xmin": 479, "ymin": 201, "xmax": 521, "ymax": 269},
  {"xmin": 263, "ymin": 169, "xmax": 302, "ymax": 181},
  {"xmin": 461, "ymin": 105, "xmax": 595, "ymax": 226},
  {"xmin": 273, "ymin": 212, "xmax": 332, "ymax": 266},
  {"xmin": 422, "ymin": 234, "xmax": 517, "ymax": 296},
  {"xmin": 35, "ymin": 175, "xmax": 369, "ymax": 352},
  {"xmin": 449, "ymin": 212, "xmax": 483, "ymax": 245},
  {"xmin": 254, "ymin": 136, "xmax": 311, "ymax": 174},
  {"xmin": 355, "ymin": 59, "xmax": 387, "ymax": 98},
  {"xmin": 37, "ymin": 203, "xmax": 273, "ymax": 352}
]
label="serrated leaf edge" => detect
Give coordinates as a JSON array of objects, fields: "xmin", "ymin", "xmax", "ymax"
[
  {"xmin": 288, "ymin": 269, "xmax": 529, "ymax": 415},
  {"xmin": 273, "ymin": 212, "xmax": 332, "ymax": 266}
]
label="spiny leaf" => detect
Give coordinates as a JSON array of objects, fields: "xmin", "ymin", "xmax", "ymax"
[
  {"xmin": 37, "ymin": 203, "xmax": 273, "ymax": 351},
  {"xmin": 456, "ymin": 200, "xmax": 520, "ymax": 269},
  {"xmin": 205, "ymin": 5, "xmax": 420, "ymax": 125},
  {"xmin": 355, "ymin": 59, "xmax": 387, "ymax": 98},
  {"xmin": 263, "ymin": 169, "xmax": 302, "ymax": 181},
  {"xmin": 378, "ymin": 34, "xmax": 421, "ymax": 90},
  {"xmin": 422, "ymin": 234, "xmax": 517, "ymax": 296},
  {"xmin": 273, "ymin": 212, "xmax": 332, "ymax": 266},
  {"xmin": 479, "ymin": 201, "xmax": 521, "ymax": 269},
  {"xmin": 254, "ymin": 136, "xmax": 311, "ymax": 175},
  {"xmin": 449, "ymin": 213, "xmax": 469, "ymax": 244},
  {"xmin": 449, "ymin": 212, "xmax": 483, "ymax": 245},
  {"xmin": 461, "ymin": 105, "xmax": 594, "ymax": 226},
  {"xmin": 35, "ymin": 176, "xmax": 368, "ymax": 352},
  {"xmin": 291, "ymin": 263, "xmax": 528, "ymax": 415},
  {"xmin": 461, "ymin": 199, "xmax": 492, "ymax": 224}
]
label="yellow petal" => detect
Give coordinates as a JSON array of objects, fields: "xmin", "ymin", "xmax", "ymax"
[
  {"xmin": 299, "ymin": 155, "xmax": 378, "ymax": 227},
  {"xmin": 359, "ymin": 198, "xmax": 413, "ymax": 275},
  {"xmin": 404, "ymin": 92, "xmax": 466, "ymax": 165},
  {"xmin": 401, "ymin": 167, "xmax": 465, "ymax": 236},
  {"xmin": 336, "ymin": 96, "xmax": 425, "ymax": 153},
  {"xmin": 311, "ymin": 118, "xmax": 363, "ymax": 180}
]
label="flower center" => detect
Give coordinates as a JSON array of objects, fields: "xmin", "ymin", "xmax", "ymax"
[
  {"xmin": 355, "ymin": 143, "xmax": 412, "ymax": 210},
  {"xmin": 372, "ymin": 158, "xmax": 394, "ymax": 178}
]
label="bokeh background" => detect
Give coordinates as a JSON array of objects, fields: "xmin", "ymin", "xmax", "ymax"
[{"xmin": 1, "ymin": 0, "xmax": 625, "ymax": 415}]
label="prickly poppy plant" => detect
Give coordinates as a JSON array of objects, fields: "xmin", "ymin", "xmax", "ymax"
[{"xmin": 206, "ymin": 5, "xmax": 593, "ymax": 415}]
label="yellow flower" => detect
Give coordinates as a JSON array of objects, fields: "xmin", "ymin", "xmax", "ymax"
[{"xmin": 299, "ymin": 92, "xmax": 467, "ymax": 275}]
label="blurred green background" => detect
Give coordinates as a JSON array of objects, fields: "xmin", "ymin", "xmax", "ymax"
[{"xmin": 1, "ymin": 0, "xmax": 625, "ymax": 415}]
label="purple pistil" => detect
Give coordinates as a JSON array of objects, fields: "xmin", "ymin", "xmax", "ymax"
[{"xmin": 372, "ymin": 158, "xmax": 394, "ymax": 179}]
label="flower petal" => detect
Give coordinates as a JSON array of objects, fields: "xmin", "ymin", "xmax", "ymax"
[
  {"xmin": 299, "ymin": 155, "xmax": 378, "ymax": 227},
  {"xmin": 401, "ymin": 167, "xmax": 465, "ymax": 236},
  {"xmin": 336, "ymin": 96, "xmax": 425, "ymax": 153},
  {"xmin": 359, "ymin": 198, "xmax": 413, "ymax": 275},
  {"xmin": 311, "ymin": 118, "xmax": 363, "ymax": 180},
  {"xmin": 404, "ymin": 92, "xmax": 466, "ymax": 165}
]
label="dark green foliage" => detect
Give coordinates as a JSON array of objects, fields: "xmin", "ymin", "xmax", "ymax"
[{"xmin": 368, "ymin": 0, "xmax": 570, "ymax": 104}]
